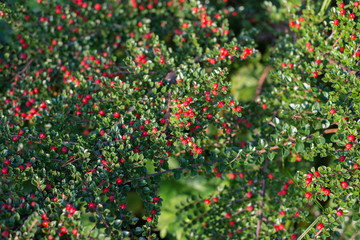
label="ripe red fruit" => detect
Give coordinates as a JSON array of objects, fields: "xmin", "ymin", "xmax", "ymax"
[
  {"xmin": 114, "ymin": 112, "xmax": 120, "ymax": 118},
  {"xmin": 72, "ymin": 229, "xmax": 78, "ymax": 235},
  {"xmin": 351, "ymin": 34, "xmax": 356, "ymax": 40},
  {"xmin": 336, "ymin": 210, "xmax": 343, "ymax": 217},
  {"xmin": 339, "ymin": 2, "xmax": 345, "ymax": 8},
  {"xmin": 345, "ymin": 143, "xmax": 352, "ymax": 150},
  {"xmin": 196, "ymin": 148, "xmax": 203, "ymax": 154},
  {"xmin": 339, "ymin": 156, "xmax": 345, "ymax": 162},
  {"xmin": 334, "ymin": 19, "xmax": 339, "ymax": 25},
  {"xmin": 354, "ymin": 164, "xmax": 359, "ymax": 169},
  {"xmin": 247, "ymin": 205, "xmax": 254, "ymax": 211},
  {"xmin": 340, "ymin": 9, "xmax": 345, "ymax": 15},
  {"xmin": 317, "ymin": 223, "xmax": 324, "ymax": 230},
  {"xmin": 279, "ymin": 210, "xmax": 285, "ymax": 216},
  {"xmin": 61, "ymin": 226, "xmax": 67, "ymax": 233},
  {"xmin": 2, "ymin": 167, "xmax": 8, "ymax": 174},
  {"xmin": 146, "ymin": 216, "xmax": 152, "ymax": 222},
  {"xmin": 278, "ymin": 224, "xmax": 284, "ymax": 230},
  {"xmin": 349, "ymin": 13, "xmax": 355, "ymax": 19},
  {"xmin": 42, "ymin": 220, "xmax": 49, "ymax": 228},
  {"xmin": 88, "ymin": 203, "xmax": 95, "ymax": 209},
  {"xmin": 305, "ymin": 192, "xmax": 312, "ymax": 199},
  {"xmin": 39, "ymin": 133, "xmax": 46, "ymax": 139},
  {"xmin": 229, "ymin": 173, "xmax": 235, "ymax": 179},
  {"xmin": 355, "ymin": 1, "xmax": 360, "ymax": 7},
  {"xmin": 324, "ymin": 189, "xmax": 330, "ymax": 195},
  {"xmin": 289, "ymin": 21, "xmax": 295, "ymax": 27},
  {"xmin": 2, "ymin": 231, "xmax": 9, "ymax": 238},
  {"xmin": 94, "ymin": 3, "xmax": 101, "ymax": 10},
  {"xmin": 348, "ymin": 135, "xmax": 355, "ymax": 141},
  {"xmin": 62, "ymin": 147, "xmax": 68, "ymax": 153},
  {"xmin": 341, "ymin": 181, "xmax": 348, "ymax": 188},
  {"xmin": 182, "ymin": 22, "xmax": 188, "ymax": 28},
  {"xmin": 330, "ymin": 108, "xmax": 336, "ymax": 114},
  {"xmin": 204, "ymin": 199, "xmax": 211, "ymax": 205},
  {"xmin": 313, "ymin": 72, "xmax": 318, "ymax": 78}
]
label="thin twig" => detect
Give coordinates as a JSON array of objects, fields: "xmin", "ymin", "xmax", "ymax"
[
  {"xmin": 255, "ymin": 158, "xmax": 268, "ymax": 240},
  {"xmin": 255, "ymin": 66, "xmax": 271, "ymax": 99}
]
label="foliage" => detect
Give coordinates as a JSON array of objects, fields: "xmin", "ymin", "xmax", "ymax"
[{"xmin": 0, "ymin": 0, "xmax": 360, "ymax": 240}]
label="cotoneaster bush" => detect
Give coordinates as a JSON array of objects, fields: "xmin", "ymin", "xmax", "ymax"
[
  {"xmin": 0, "ymin": 0, "xmax": 255, "ymax": 239},
  {"xmin": 177, "ymin": 0, "xmax": 360, "ymax": 239},
  {"xmin": 0, "ymin": 0, "xmax": 360, "ymax": 240}
]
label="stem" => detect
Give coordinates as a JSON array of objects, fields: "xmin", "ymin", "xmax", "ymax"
[{"xmin": 255, "ymin": 158, "xmax": 268, "ymax": 240}]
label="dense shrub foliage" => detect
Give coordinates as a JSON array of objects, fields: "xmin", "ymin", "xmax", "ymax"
[{"xmin": 0, "ymin": 0, "xmax": 360, "ymax": 239}]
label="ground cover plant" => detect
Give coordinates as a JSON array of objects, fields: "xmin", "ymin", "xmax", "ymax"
[{"xmin": 0, "ymin": 0, "xmax": 360, "ymax": 239}]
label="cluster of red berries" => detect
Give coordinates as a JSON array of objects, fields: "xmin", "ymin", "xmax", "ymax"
[{"xmin": 289, "ymin": 16, "xmax": 304, "ymax": 29}]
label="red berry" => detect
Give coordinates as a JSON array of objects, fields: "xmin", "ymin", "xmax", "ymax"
[
  {"xmin": 94, "ymin": 3, "xmax": 101, "ymax": 10},
  {"xmin": 339, "ymin": 156, "xmax": 345, "ymax": 162},
  {"xmin": 345, "ymin": 143, "xmax": 352, "ymax": 150},
  {"xmin": 354, "ymin": 164, "xmax": 359, "ymax": 169},
  {"xmin": 146, "ymin": 216, "xmax": 152, "ymax": 222},
  {"xmin": 39, "ymin": 133, "xmax": 46, "ymax": 139},
  {"xmin": 355, "ymin": 1, "xmax": 359, "ymax": 7},
  {"xmin": 351, "ymin": 34, "xmax": 356, "ymax": 40},
  {"xmin": 313, "ymin": 72, "xmax": 318, "ymax": 78},
  {"xmin": 349, "ymin": 13, "xmax": 355, "ymax": 19},
  {"xmin": 62, "ymin": 147, "xmax": 68, "ymax": 153},
  {"xmin": 229, "ymin": 173, "xmax": 235, "ymax": 179},
  {"xmin": 348, "ymin": 135, "xmax": 355, "ymax": 141},
  {"xmin": 1, "ymin": 167, "xmax": 8, "ymax": 174},
  {"xmin": 330, "ymin": 108, "xmax": 336, "ymax": 114},
  {"xmin": 182, "ymin": 22, "xmax": 188, "ymax": 28},
  {"xmin": 317, "ymin": 223, "xmax": 324, "ymax": 230},
  {"xmin": 2, "ymin": 231, "xmax": 9, "ymax": 238},
  {"xmin": 339, "ymin": 2, "xmax": 344, "ymax": 8},
  {"xmin": 61, "ymin": 226, "xmax": 67, "ymax": 233},
  {"xmin": 278, "ymin": 224, "xmax": 284, "ymax": 230},
  {"xmin": 72, "ymin": 229, "xmax": 78, "ymax": 235},
  {"xmin": 114, "ymin": 112, "xmax": 120, "ymax": 118},
  {"xmin": 324, "ymin": 189, "xmax": 330, "ymax": 195},
  {"xmin": 204, "ymin": 199, "xmax": 211, "ymax": 205},
  {"xmin": 341, "ymin": 181, "xmax": 348, "ymax": 188},
  {"xmin": 336, "ymin": 210, "xmax": 343, "ymax": 217},
  {"xmin": 289, "ymin": 21, "xmax": 295, "ymax": 27},
  {"xmin": 305, "ymin": 192, "xmax": 312, "ymax": 199},
  {"xmin": 334, "ymin": 19, "xmax": 339, "ymax": 25}
]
